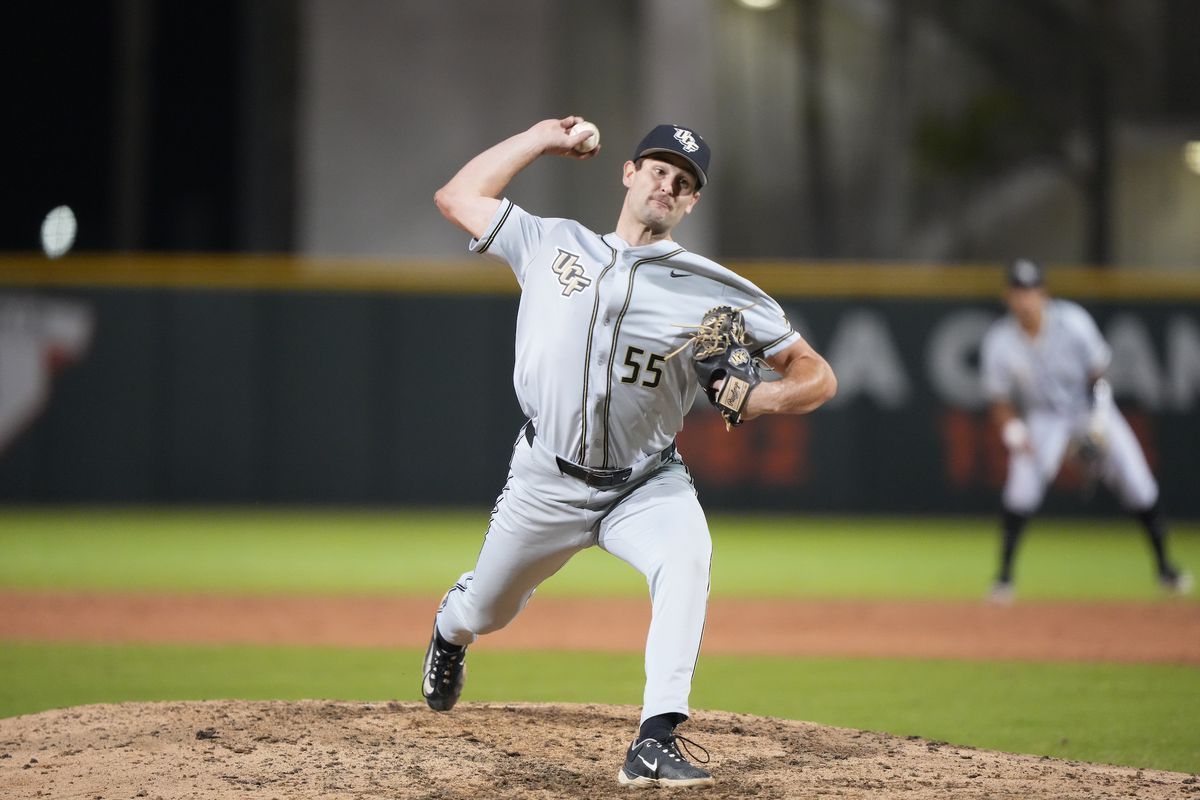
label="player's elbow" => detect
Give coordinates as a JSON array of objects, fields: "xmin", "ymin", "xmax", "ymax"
[
  {"xmin": 774, "ymin": 350, "xmax": 837, "ymax": 414},
  {"xmin": 819, "ymin": 366, "xmax": 838, "ymax": 405},
  {"xmin": 810, "ymin": 363, "xmax": 837, "ymax": 410},
  {"xmin": 433, "ymin": 186, "xmax": 460, "ymax": 224}
]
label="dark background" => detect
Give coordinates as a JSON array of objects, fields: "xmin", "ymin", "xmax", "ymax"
[
  {"xmin": 2, "ymin": 287, "xmax": 1194, "ymax": 516},
  {"xmin": 5, "ymin": 1, "xmax": 1200, "ymax": 262},
  {"xmin": 3, "ymin": 1, "xmax": 1198, "ymax": 514}
]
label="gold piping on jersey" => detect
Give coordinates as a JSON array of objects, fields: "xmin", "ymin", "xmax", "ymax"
[
  {"xmin": 576, "ymin": 239, "xmax": 619, "ymax": 465},
  {"xmin": 600, "ymin": 247, "xmax": 685, "ymax": 469},
  {"xmin": 474, "ymin": 200, "xmax": 515, "ymax": 256},
  {"xmin": 751, "ymin": 330, "xmax": 797, "ymax": 359}
]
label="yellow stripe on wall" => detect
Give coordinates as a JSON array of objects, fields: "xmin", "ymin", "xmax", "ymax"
[
  {"xmin": 733, "ymin": 261, "xmax": 1200, "ymax": 300},
  {"xmin": 2, "ymin": 254, "xmax": 1199, "ymax": 301},
  {"xmin": 0, "ymin": 255, "xmax": 520, "ymax": 294}
]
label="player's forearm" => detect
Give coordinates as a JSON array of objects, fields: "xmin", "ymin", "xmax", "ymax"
[
  {"xmin": 745, "ymin": 355, "xmax": 837, "ymax": 417},
  {"xmin": 435, "ymin": 118, "xmax": 595, "ymax": 237},
  {"xmin": 439, "ymin": 129, "xmax": 548, "ymax": 204},
  {"xmin": 433, "ymin": 130, "xmax": 546, "ymax": 236}
]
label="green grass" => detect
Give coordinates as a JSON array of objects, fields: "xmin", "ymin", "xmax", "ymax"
[
  {"xmin": 2, "ymin": 508, "xmax": 1197, "ymax": 774},
  {"xmin": 1, "ymin": 507, "xmax": 1196, "ymax": 600},
  {"xmin": 1, "ymin": 642, "xmax": 1196, "ymax": 773}
]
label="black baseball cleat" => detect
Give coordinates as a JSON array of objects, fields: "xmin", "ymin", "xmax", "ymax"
[
  {"xmin": 421, "ymin": 622, "xmax": 467, "ymax": 711},
  {"xmin": 617, "ymin": 734, "xmax": 714, "ymax": 788}
]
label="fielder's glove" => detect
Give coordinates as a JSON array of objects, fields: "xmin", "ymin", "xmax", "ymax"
[
  {"xmin": 685, "ymin": 305, "xmax": 763, "ymax": 430},
  {"xmin": 1071, "ymin": 426, "xmax": 1107, "ymax": 502},
  {"xmin": 1074, "ymin": 429, "xmax": 1106, "ymax": 465}
]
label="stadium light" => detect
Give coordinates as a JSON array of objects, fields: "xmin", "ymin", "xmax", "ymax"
[
  {"xmin": 735, "ymin": 0, "xmax": 782, "ymax": 10},
  {"xmin": 1185, "ymin": 142, "xmax": 1200, "ymax": 176}
]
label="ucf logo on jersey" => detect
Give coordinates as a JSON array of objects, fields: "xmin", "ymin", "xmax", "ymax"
[{"xmin": 550, "ymin": 249, "xmax": 592, "ymax": 297}]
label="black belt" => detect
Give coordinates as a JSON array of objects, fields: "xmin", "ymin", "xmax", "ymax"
[{"xmin": 524, "ymin": 422, "xmax": 675, "ymax": 489}]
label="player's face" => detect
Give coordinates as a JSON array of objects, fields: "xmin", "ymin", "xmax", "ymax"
[
  {"xmin": 622, "ymin": 156, "xmax": 701, "ymax": 234},
  {"xmin": 1006, "ymin": 287, "xmax": 1046, "ymax": 331}
]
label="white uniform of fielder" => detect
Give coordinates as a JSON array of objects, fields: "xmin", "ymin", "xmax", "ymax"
[
  {"xmin": 422, "ymin": 118, "xmax": 837, "ymax": 788},
  {"xmin": 980, "ymin": 258, "xmax": 1190, "ymax": 601}
]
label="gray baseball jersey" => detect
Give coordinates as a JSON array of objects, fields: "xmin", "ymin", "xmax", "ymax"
[
  {"xmin": 435, "ymin": 199, "xmax": 800, "ymax": 723},
  {"xmin": 981, "ymin": 299, "xmax": 1110, "ymax": 416},
  {"xmin": 471, "ymin": 198, "xmax": 800, "ymax": 467},
  {"xmin": 980, "ymin": 299, "xmax": 1156, "ymax": 512}
]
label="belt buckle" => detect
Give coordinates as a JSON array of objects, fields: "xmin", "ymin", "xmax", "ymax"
[
  {"xmin": 556, "ymin": 456, "xmax": 631, "ymax": 489},
  {"xmin": 585, "ymin": 467, "xmax": 631, "ymax": 488}
]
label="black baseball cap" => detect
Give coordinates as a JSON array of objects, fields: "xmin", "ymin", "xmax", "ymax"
[
  {"xmin": 1007, "ymin": 258, "xmax": 1045, "ymax": 288},
  {"xmin": 633, "ymin": 124, "xmax": 710, "ymax": 188}
]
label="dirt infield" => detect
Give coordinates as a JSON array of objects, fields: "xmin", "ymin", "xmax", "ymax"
[
  {"xmin": 2, "ymin": 591, "xmax": 1198, "ymax": 663},
  {"xmin": 3, "ymin": 592, "xmax": 1198, "ymax": 798},
  {"xmin": 2, "ymin": 700, "xmax": 1197, "ymax": 800}
]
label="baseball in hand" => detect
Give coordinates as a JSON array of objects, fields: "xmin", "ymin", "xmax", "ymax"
[{"xmin": 569, "ymin": 121, "xmax": 600, "ymax": 153}]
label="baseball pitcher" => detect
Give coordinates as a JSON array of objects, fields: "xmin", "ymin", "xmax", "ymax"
[{"xmin": 423, "ymin": 117, "xmax": 837, "ymax": 788}]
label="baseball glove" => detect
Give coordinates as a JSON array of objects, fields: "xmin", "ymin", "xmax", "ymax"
[
  {"xmin": 682, "ymin": 305, "xmax": 763, "ymax": 430},
  {"xmin": 1072, "ymin": 429, "xmax": 1106, "ymax": 501},
  {"xmin": 1074, "ymin": 430, "xmax": 1106, "ymax": 465}
]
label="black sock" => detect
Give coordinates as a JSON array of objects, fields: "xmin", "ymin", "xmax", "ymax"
[
  {"xmin": 1135, "ymin": 502, "xmax": 1174, "ymax": 576},
  {"xmin": 639, "ymin": 712, "xmax": 686, "ymax": 743},
  {"xmin": 998, "ymin": 510, "xmax": 1029, "ymax": 584},
  {"xmin": 435, "ymin": 628, "xmax": 464, "ymax": 653}
]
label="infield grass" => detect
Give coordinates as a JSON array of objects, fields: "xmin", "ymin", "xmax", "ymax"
[
  {"xmin": 1, "ymin": 507, "xmax": 1197, "ymax": 600},
  {"xmin": 1, "ymin": 642, "xmax": 1196, "ymax": 774}
]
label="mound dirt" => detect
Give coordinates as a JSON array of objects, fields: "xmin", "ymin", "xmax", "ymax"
[{"xmin": 1, "ymin": 701, "xmax": 1195, "ymax": 800}]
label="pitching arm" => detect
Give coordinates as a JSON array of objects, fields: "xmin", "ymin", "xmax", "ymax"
[{"xmin": 434, "ymin": 117, "xmax": 600, "ymax": 239}]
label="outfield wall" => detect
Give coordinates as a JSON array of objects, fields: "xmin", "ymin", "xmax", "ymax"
[{"xmin": 2, "ymin": 257, "xmax": 1198, "ymax": 515}]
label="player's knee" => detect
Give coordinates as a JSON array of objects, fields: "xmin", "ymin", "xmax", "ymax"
[
  {"xmin": 1003, "ymin": 501, "xmax": 1039, "ymax": 517},
  {"xmin": 458, "ymin": 601, "xmax": 520, "ymax": 636},
  {"xmin": 653, "ymin": 550, "xmax": 711, "ymax": 592},
  {"xmin": 1003, "ymin": 487, "xmax": 1042, "ymax": 516},
  {"xmin": 1119, "ymin": 482, "xmax": 1158, "ymax": 512}
]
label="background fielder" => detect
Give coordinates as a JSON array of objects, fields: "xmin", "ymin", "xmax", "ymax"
[
  {"xmin": 423, "ymin": 116, "xmax": 836, "ymax": 788},
  {"xmin": 981, "ymin": 258, "xmax": 1191, "ymax": 602}
]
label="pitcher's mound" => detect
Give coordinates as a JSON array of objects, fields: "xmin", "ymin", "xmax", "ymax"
[{"xmin": 0, "ymin": 700, "xmax": 1192, "ymax": 799}]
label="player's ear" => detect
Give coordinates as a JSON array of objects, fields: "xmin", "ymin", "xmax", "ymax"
[
  {"xmin": 683, "ymin": 192, "xmax": 701, "ymax": 214},
  {"xmin": 622, "ymin": 160, "xmax": 638, "ymax": 188}
]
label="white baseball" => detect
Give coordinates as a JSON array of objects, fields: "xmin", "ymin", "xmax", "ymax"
[
  {"xmin": 569, "ymin": 121, "xmax": 600, "ymax": 153},
  {"xmin": 41, "ymin": 205, "xmax": 77, "ymax": 259}
]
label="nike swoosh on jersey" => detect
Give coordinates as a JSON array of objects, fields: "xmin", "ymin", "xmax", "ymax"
[{"xmin": 669, "ymin": 270, "xmax": 691, "ymax": 278}]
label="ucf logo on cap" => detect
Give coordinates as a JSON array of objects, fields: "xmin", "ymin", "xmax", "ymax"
[
  {"xmin": 633, "ymin": 124, "xmax": 711, "ymax": 187},
  {"xmin": 673, "ymin": 128, "xmax": 700, "ymax": 153}
]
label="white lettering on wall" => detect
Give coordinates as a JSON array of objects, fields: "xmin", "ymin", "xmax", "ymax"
[
  {"xmin": 1167, "ymin": 315, "xmax": 1200, "ymax": 412},
  {"xmin": 825, "ymin": 310, "xmax": 911, "ymax": 408},
  {"xmin": 1105, "ymin": 313, "xmax": 1165, "ymax": 410},
  {"xmin": 0, "ymin": 296, "xmax": 94, "ymax": 454},
  {"xmin": 926, "ymin": 309, "xmax": 998, "ymax": 411},
  {"xmin": 787, "ymin": 306, "xmax": 1197, "ymax": 414}
]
